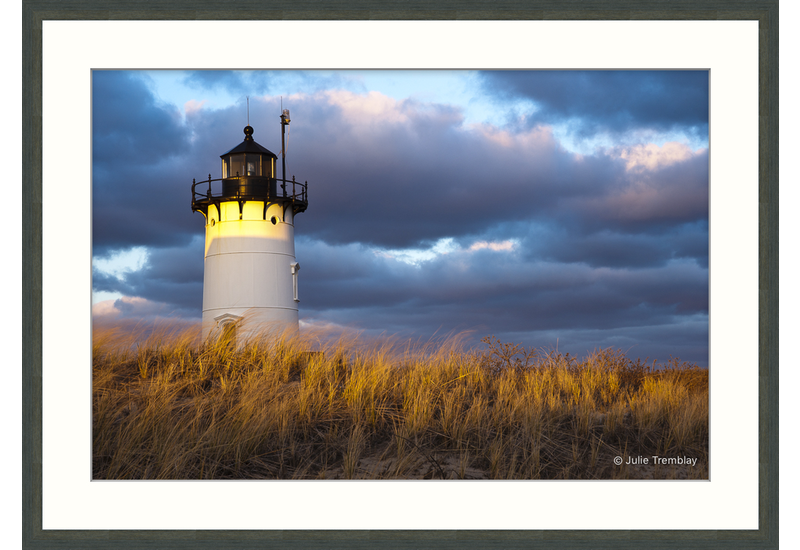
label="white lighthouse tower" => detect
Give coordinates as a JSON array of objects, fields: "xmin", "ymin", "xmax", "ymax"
[{"xmin": 192, "ymin": 111, "xmax": 308, "ymax": 339}]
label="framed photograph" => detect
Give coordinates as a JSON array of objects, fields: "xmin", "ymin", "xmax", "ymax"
[{"xmin": 23, "ymin": 2, "xmax": 778, "ymax": 549}]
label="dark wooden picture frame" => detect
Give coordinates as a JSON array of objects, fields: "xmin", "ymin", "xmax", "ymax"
[{"xmin": 22, "ymin": 1, "xmax": 778, "ymax": 548}]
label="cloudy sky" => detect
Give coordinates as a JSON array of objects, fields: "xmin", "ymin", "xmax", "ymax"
[{"xmin": 92, "ymin": 70, "xmax": 709, "ymax": 366}]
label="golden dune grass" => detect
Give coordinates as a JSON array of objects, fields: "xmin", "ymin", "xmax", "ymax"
[{"xmin": 92, "ymin": 323, "xmax": 708, "ymax": 480}]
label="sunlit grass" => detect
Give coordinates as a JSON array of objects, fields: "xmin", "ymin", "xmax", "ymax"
[{"xmin": 93, "ymin": 323, "xmax": 708, "ymax": 480}]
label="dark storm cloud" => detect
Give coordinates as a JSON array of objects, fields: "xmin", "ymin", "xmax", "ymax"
[
  {"xmin": 498, "ymin": 320, "xmax": 708, "ymax": 366},
  {"xmin": 91, "ymin": 268, "xmax": 124, "ymax": 294},
  {"xmin": 529, "ymin": 221, "xmax": 708, "ymax": 269},
  {"xmin": 182, "ymin": 71, "xmax": 258, "ymax": 93},
  {"xmin": 143, "ymin": 240, "xmax": 205, "ymax": 287},
  {"xmin": 297, "ymin": 237, "xmax": 707, "ymax": 337},
  {"xmin": 479, "ymin": 70, "xmax": 708, "ymax": 136},
  {"xmin": 91, "ymin": 162, "xmax": 200, "ymax": 256},
  {"xmin": 92, "ymin": 72, "xmax": 199, "ymax": 254},
  {"xmin": 93, "ymin": 71, "xmax": 189, "ymax": 164},
  {"xmin": 565, "ymin": 149, "xmax": 709, "ymax": 231},
  {"xmin": 278, "ymin": 94, "xmax": 706, "ymax": 249}
]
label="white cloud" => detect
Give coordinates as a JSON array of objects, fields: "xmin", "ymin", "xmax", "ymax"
[
  {"xmin": 617, "ymin": 141, "xmax": 701, "ymax": 172},
  {"xmin": 373, "ymin": 237, "xmax": 517, "ymax": 267},
  {"xmin": 325, "ymin": 90, "xmax": 412, "ymax": 125},
  {"xmin": 375, "ymin": 237, "xmax": 458, "ymax": 266},
  {"xmin": 468, "ymin": 240, "xmax": 517, "ymax": 252},
  {"xmin": 93, "ymin": 246, "xmax": 149, "ymax": 281},
  {"xmin": 184, "ymin": 99, "xmax": 208, "ymax": 115}
]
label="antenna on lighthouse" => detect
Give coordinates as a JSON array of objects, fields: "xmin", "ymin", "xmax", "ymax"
[
  {"xmin": 280, "ymin": 104, "xmax": 291, "ymax": 194},
  {"xmin": 246, "ymin": 96, "xmax": 250, "ymax": 125}
]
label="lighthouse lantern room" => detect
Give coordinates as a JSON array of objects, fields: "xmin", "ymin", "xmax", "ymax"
[{"xmin": 191, "ymin": 112, "xmax": 308, "ymax": 339}]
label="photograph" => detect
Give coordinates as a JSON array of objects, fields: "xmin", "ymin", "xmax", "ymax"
[{"xmin": 91, "ymin": 69, "xmax": 710, "ymax": 481}]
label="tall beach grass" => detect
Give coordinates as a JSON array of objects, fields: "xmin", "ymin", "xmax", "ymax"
[{"xmin": 93, "ymin": 322, "xmax": 708, "ymax": 480}]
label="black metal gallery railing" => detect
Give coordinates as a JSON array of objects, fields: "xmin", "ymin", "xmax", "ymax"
[{"xmin": 191, "ymin": 175, "xmax": 308, "ymax": 216}]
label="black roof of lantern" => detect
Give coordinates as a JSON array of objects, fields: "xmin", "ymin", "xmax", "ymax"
[
  {"xmin": 192, "ymin": 122, "xmax": 307, "ymax": 218},
  {"xmin": 220, "ymin": 126, "xmax": 277, "ymax": 158}
]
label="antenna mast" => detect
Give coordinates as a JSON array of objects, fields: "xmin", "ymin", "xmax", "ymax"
[{"xmin": 280, "ymin": 103, "xmax": 290, "ymax": 194}]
